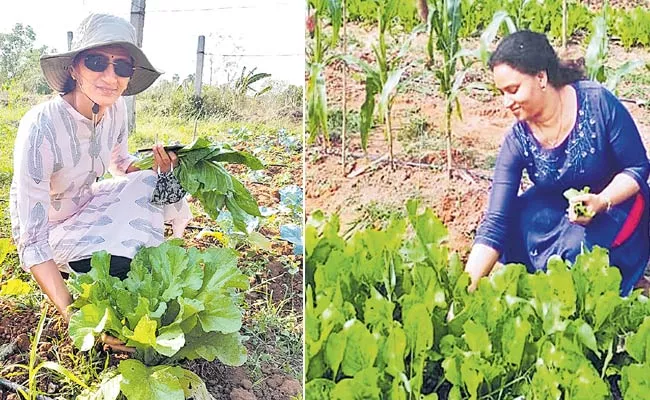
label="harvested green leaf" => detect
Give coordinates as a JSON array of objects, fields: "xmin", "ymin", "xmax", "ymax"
[
  {"xmin": 134, "ymin": 137, "xmax": 263, "ymax": 232},
  {"xmin": 563, "ymin": 186, "xmax": 595, "ymax": 218}
]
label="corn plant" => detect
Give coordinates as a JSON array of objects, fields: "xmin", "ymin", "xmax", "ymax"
[
  {"xmin": 427, "ymin": 0, "xmax": 465, "ymax": 179},
  {"xmin": 585, "ymin": 9, "xmax": 644, "ymax": 95},
  {"xmin": 306, "ymin": 0, "xmax": 342, "ymax": 146},
  {"xmin": 234, "ymin": 66, "xmax": 271, "ymax": 97},
  {"xmin": 342, "ymin": 0, "xmax": 418, "ymax": 169}
]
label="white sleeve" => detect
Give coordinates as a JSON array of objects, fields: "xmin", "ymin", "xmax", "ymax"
[{"xmin": 12, "ymin": 111, "xmax": 55, "ymax": 268}]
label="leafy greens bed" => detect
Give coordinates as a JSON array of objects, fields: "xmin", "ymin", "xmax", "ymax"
[
  {"xmin": 68, "ymin": 240, "xmax": 249, "ymax": 400},
  {"xmin": 306, "ymin": 200, "xmax": 650, "ymax": 399}
]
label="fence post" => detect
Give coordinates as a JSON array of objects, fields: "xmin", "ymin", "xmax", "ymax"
[
  {"xmin": 127, "ymin": 0, "xmax": 146, "ymax": 133},
  {"xmin": 195, "ymin": 35, "xmax": 205, "ymax": 97},
  {"xmin": 67, "ymin": 31, "xmax": 73, "ymax": 51}
]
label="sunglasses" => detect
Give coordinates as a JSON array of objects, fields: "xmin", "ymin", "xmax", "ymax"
[{"xmin": 82, "ymin": 54, "xmax": 135, "ymax": 78}]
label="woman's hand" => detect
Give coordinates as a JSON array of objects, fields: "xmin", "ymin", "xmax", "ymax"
[
  {"xmin": 151, "ymin": 144, "xmax": 179, "ymax": 173},
  {"xmin": 101, "ymin": 333, "xmax": 135, "ymax": 353},
  {"xmin": 567, "ymin": 193, "xmax": 608, "ymax": 225}
]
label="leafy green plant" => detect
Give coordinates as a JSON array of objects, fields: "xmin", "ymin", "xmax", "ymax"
[
  {"xmin": 346, "ymin": 0, "xmax": 420, "ymax": 31},
  {"xmin": 585, "ymin": 11, "xmax": 645, "ymax": 95},
  {"xmin": 306, "ymin": 201, "xmax": 650, "ymax": 399},
  {"xmin": 67, "ymin": 240, "xmax": 249, "ymax": 399},
  {"xmin": 306, "ymin": 0, "xmax": 342, "ymax": 146},
  {"xmin": 0, "ymin": 278, "xmax": 31, "ymax": 296},
  {"xmin": 343, "ymin": 0, "xmax": 418, "ymax": 168},
  {"xmin": 612, "ymin": 6, "xmax": 650, "ymax": 49},
  {"xmin": 4, "ymin": 304, "xmax": 88, "ymax": 400},
  {"xmin": 134, "ymin": 137, "xmax": 263, "ymax": 232},
  {"xmin": 427, "ymin": 0, "xmax": 466, "ymax": 178},
  {"xmin": 234, "ymin": 66, "xmax": 272, "ymax": 97}
]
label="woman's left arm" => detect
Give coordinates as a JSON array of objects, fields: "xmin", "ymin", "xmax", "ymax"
[{"xmin": 570, "ymin": 88, "xmax": 649, "ymax": 223}]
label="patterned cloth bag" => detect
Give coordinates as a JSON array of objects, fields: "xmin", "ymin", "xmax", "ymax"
[{"xmin": 151, "ymin": 169, "xmax": 186, "ymax": 205}]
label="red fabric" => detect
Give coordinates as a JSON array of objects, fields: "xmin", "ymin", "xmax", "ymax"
[{"xmin": 612, "ymin": 193, "xmax": 645, "ymax": 248}]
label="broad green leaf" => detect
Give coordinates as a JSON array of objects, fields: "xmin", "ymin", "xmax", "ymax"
[
  {"xmin": 0, "ymin": 238, "xmax": 14, "ymax": 266},
  {"xmin": 0, "ymin": 278, "xmax": 31, "ymax": 296},
  {"xmin": 572, "ymin": 319, "xmax": 600, "ymax": 357},
  {"xmin": 179, "ymin": 369, "xmax": 215, "ymax": 400},
  {"xmin": 197, "ymin": 295, "xmax": 242, "ymax": 334},
  {"xmin": 305, "ymin": 379, "xmax": 335, "ymax": 400},
  {"xmin": 76, "ymin": 372, "xmax": 122, "ymax": 400},
  {"xmin": 331, "ymin": 368, "xmax": 381, "ymax": 399},
  {"xmin": 247, "ymin": 231, "xmax": 272, "ymax": 251},
  {"xmin": 383, "ymin": 326, "xmax": 407, "ymax": 377},
  {"xmin": 625, "ymin": 316, "xmax": 650, "ymax": 363},
  {"xmin": 154, "ymin": 325, "xmax": 185, "ymax": 357},
  {"xmin": 325, "ymin": 331, "xmax": 345, "ymax": 377},
  {"xmin": 118, "ymin": 359, "xmax": 185, "ymax": 400},
  {"xmin": 231, "ymin": 175, "xmax": 262, "ymax": 217},
  {"xmin": 403, "ymin": 303, "xmax": 434, "ymax": 356},
  {"xmin": 125, "ymin": 314, "xmax": 157, "ymax": 347},
  {"xmin": 502, "ymin": 316, "xmax": 530, "ymax": 367},
  {"xmin": 340, "ymin": 320, "xmax": 378, "ymax": 376},
  {"xmin": 69, "ymin": 304, "xmax": 114, "ymax": 351},
  {"xmin": 378, "ymin": 68, "xmax": 405, "ymax": 117},
  {"xmin": 176, "ymin": 331, "xmax": 247, "ymax": 366},
  {"xmin": 307, "ymin": 62, "xmax": 328, "ymax": 143},
  {"xmin": 566, "ymin": 362, "xmax": 609, "ymax": 399},
  {"xmin": 463, "ymin": 320, "xmax": 491, "ymax": 357},
  {"xmin": 209, "ymin": 149, "xmax": 263, "ymax": 170},
  {"xmin": 620, "ymin": 363, "xmax": 650, "ymax": 399}
]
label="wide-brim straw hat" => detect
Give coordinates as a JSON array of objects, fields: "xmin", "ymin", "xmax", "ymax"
[{"xmin": 40, "ymin": 13, "xmax": 162, "ymax": 96}]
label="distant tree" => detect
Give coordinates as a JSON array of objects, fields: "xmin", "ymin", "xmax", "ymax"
[{"xmin": 0, "ymin": 23, "xmax": 37, "ymax": 81}]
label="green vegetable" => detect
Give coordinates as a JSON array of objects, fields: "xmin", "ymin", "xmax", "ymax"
[
  {"xmin": 134, "ymin": 137, "xmax": 263, "ymax": 232},
  {"xmin": 306, "ymin": 201, "xmax": 650, "ymax": 398},
  {"xmin": 68, "ymin": 240, "xmax": 249, "ymax": 399},
  {"xmin": 563, "ymin": 186, "xmax": 596, "ymax": 218}
]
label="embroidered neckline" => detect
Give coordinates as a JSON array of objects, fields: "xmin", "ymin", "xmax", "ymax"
[{"xmin": 512, "ymin": 82, "xmax": 598, "ymax": 183}]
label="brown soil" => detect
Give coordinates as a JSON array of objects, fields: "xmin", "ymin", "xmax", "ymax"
[{"xmin": 307, "ymin": 27, "xmax": 650, "ymax": 257}]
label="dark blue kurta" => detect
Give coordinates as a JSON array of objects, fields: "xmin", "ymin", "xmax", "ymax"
[{"xmin": 475, "ymin": 80, "xmax": 650, "ymax": 295}]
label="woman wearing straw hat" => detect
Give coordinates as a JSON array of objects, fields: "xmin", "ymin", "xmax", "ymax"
[{"xmin": 9, "ymin": 13, "xmax": 191, "ymax": 324}]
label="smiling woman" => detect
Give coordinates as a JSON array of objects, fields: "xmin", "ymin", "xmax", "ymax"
[
  {"xmin": 9, "ymin": 13, "xmax": 192, "ymax": 325},
  {"xmin": 465, "ymin": 30, "xmax": 650, "ymax": 296}
]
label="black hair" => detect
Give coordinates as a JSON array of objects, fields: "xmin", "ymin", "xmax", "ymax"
[
  {"xmin": 62, "ymin": 74, "xmax": 76, "ymax": 94},
  {"xmin": 488, "ymin": 30, "xmax": 585, "ymax": 88}
]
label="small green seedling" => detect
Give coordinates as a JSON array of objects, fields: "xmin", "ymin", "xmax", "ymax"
[{"xmin": 563, "ymin": 186, "xmax": 595, "ymax": 218}]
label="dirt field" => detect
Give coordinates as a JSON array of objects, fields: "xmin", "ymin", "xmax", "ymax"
[{"xmin": 306, "ymin": 24, "xmax": 650, "ymax": 257}]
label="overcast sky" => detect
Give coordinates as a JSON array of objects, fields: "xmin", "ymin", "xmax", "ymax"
[{"xmin": 0, "ymin": 0, "xmax": 305, "ymax": 86}]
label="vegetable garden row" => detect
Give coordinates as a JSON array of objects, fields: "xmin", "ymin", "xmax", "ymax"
[{"xmin": 306, "ymin": 201, "xmax": 650, "ymax": 399}]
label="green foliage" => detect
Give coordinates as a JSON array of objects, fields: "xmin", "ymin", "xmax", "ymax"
[
  {"xmin": 0, "ymin": 23, "xmax": 52, "ymax": 95},
  {"xmin": 585, "ymin": 12, "xmax": 645, "ymax": 94},
  {"xmin": 346, "ymin": 0, "xmax": 420, "ymax": 31},
  {"xmin": 0, "ymin": 277, "xmax": 31, "ymax": 296},
  {"xmin": 563, "ymin": 186, "xmax": 595, "ymax": 218},
  {"xmin": 613, "ymin": 6, "xmax": 650, "ymax": 49},
  {"xmin": 134, "ymin": 137, "xmax": 262, "ymax": 232},
  {"xmin": 306, "ymin": 202, "xmax": 650, "ymax": 398},
  {"xmin": 6, "ymin": 305, "xmax": 89, "ymax": 399},
  {"xmin": 306, "ymin": 0, "xmax": 343, "ymax": 145},
  {"xmin": 427, "ymin": 0, "xmax": 467, "ymax": 175},
  {"xmin": 234, "ymin": 66, "xmax": 272, "ymax": 97},
  {"xmin": 68, "ymin": 241, "xmax": 249, "ymax": 399},
  {"xmin": 343, "ymin": 0, "xmax": 417, "ymax": 156}
]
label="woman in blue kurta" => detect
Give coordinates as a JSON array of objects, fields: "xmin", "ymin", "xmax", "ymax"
[{"xmin": 465, "ymin": 31, "xmax": 649, "ymax": 295}]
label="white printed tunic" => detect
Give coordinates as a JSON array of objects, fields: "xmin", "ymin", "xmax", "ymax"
[{"xmin": 10, "ymin": 95, "xmax": 189, "ymax": 270}]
